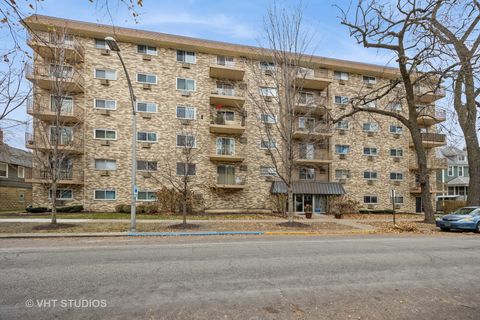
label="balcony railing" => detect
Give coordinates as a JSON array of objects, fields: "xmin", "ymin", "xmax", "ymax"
[
  {"xmin": 28, "ymin": 33, "xmax": 85, "ymax": 59},
  {"xmin": 295, "ymin": 68, "xmax": 332, "ymax": 90},
  {"xmin": 26, "ymin": 97, "xmax": 84, "ymax": 123},
  {"xmin": 416, "ymin": 106, "xmax": 446, "ymax": 125},
  {"xmin": 25, "ymin": 131, "xmax": 84, "ymax": 154},
  {"xmin": 216, "ymin": 176, "xmax": 246, "ymax": 189},
  {"xmin": 209, "ymin": 58, "xmax": 245, "ymax": 81},
  {"xmin": 27, "ymin": 168, "xmax": 84, "ymax": 184},
  {"xmin": 414, "ymin": 85, "xmax": 446, "ymax": 103},
  {"xmin": 293, "ymin": 124, "xmax": 333, "ymax": 139},
  {"xmin": 421, "ymin": 132, "xmax": 446, "ymax": 143},
  {"xmin": 409, "ymin": 157, "xmax": 447, "ymax": 170},
  {"xmin": 25, "ymin": 62, "xmax": 85, "ymax": 92}
]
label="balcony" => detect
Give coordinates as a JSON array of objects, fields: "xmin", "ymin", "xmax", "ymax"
[
  {"xmin": 295, "ymin": 68, "xmax": 332, "ymax": 90},
  {"xmin": 293, "ymin": 125, "xmax": 333, "ymax": 139},
  {"xmin": 25, "ymin": 132, "xmax": 84, "ymax": 154},
  {"xmin": 209, "ymin": 116, "xmax": 245, "ymax": 135},
  {"xmin": 416, "ymin": 107, "xmax": 446, "ymax": 126},
  {"xmin": 210, "ymin": 88, "xmax": 245, "ymax": 107},
  {"xmin": 209, "ymin": 59, "xmax": 245, "ymax": 81},
  {"xmin": 294, "ymin": 151, "xmax": 333, "ymax": 166},
  {"xmin": 409, "ymin": 181, "xmax": 439, "ymax": 194},
  {"xmin": 27, "ymin": 98, "xmax": 84, "ymax": 124},
  {"xmin": 215, "ymin": 176, "xmax": 246, "ymax": 190},
  {"xmin": 25, "ymin": 63, "xmax": 85, "ymax": 93},
  {"xmin": 27, "ymin": 33, "xmax": 85, "ymax": 63},
  {"xmin": 410, "ymin": 132, "xmax": 447, "ymax": 148},
  {"xmin": 414, "ymin": 85, "xmax": 446, "ymax": 103},
  {"xmin": 295, "ymin": 96, "xmax": 329, "ymax": 115},
  {"xmin": 26, "ymin": 169, "xmax": 84, "ymax": 185},
  {"xmin": 409, "ymin": 157, "xmax": 447, "ymax": 170}
]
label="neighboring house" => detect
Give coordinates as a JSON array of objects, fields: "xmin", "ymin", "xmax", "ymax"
[
  {"xmin": 437, "ymin": 146, "xmax": 469, "ymax": 199},
  {"xmin": 23, "ymin": 15, "xmax": 447, "ymax": 214},
  {"xmin": 0, "ymin": 131, "xmax": 33, "ymax": 210}
]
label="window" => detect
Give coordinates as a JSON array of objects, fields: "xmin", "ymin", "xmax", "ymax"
[
  {"xmin": 137, "ymin": 44, "xmax": 157, "ymax": 55},
  {"xmin": 94, "ymin": 189, "xmax": 116, "ymax": 200},
  {"xmin": 50, "ymin": 64, "xmax": 72, "ymax": 78},
  {"xmin": 95, "ymin": 159, "xmax": 117, "ymax": 170},
  {"xmin": 260, "ymin": 87, "xmax": 278, "ymax": 97},
  {"xmin": 298, "ymin": 67, "xmax": 314, "ymax": 77},
  {"xmin": 260, "ymin": 166, "xmax": 277, "ymax": 176},
  {"xmin": 335, "ymin": 145, "xmax": 350, "ymax": 154},
  {"xmin": 176, "ymin": 50, "xmax": 196, "ymax": 63},
  {"xmin": 176, "ymin": 163, "xmax": 196, "ymax": 176},
  {"xmin": 388, "ymin": 102, "xmax": 403, "ymax": 112},
  {"xmin": 137, "ymin": 132, "xmax": 157, "ymax": 142},
  {"xmin": 137, "ymin": 160, "xmax": 157, "ymax": 171},
  {"xmin": 299, "ymin": 117, "xmax": 315, "ymax": 129},
  {"xmin": 299, "ymin": 143, "xmax": 315, "ymax": 159},
  {"xmin": 363, "ymin": 76, "xmax": 376, "ymax": 85},
  {"xmin": 95, "ymin": 68, "xmax": 116, "ymax": 80},
  {"xmin": 138, "ymin": 191, "xmax": 157, "ymax": 201},
  {"xmin": 18, "ymin": 166, "xmax": 24, "ymax": 178},
  {"xmin": 334, "ymin": 71, "xmax": 349, "ymax": 81},
  {"xmin": 94, "ymin": 39, "xmax": 107, "ymax": 49},
  {"xmin": 176, "ymin": 134, "xmax": 196, "ymax": 148},
  {"xmin": 392, "ymin": 196, "xmax": 404, "ymax": 204},
  {"xmin": 217, "ymin": 55, "xmax": 234, "ymax": 66},
  {"xmin": 260, "ymin": 139, "xmax": 277, "ymax": 149},
  {"xmin": 217, "ymin": 110, "xmax": 235, "ymax": 122},
  {"xmin": 50, "ymin": 96, "xmax": 73, "ymax": 113},
  {"xmin": 364, "ymin": 100, "xmax": 377, "ymax": 108},
  {"xmin": 363, "ymin": 122, "xmax": 378, "ymax": 132},
  {"xmin": 458, "ymin": 155, "xmax": 466, "ymax": 162},
  {"xmin": 299, "ymin": 167, "xmax": 315, "ymax": 180},
  {"xmin": 50, "ymin": 126, "xmax": 73, "ymax": 145},
  {"xmin": 216, "ymin": 137, "xmax": 235, "ymax": 155},
  {"xmin": 0, "ymin": 163, "xmax": 7, "ymax": 178},
  {"xmin": 49, "ymin": 189, "xmax": 73, "ymax": 200},
  {"xmin": 176, "ymin": 106, "xmax": 196, "ymax": 120},
  {"xmin": 260, "ymin": 61, "xmax": 275, "ymax": 71},
  {"xmin": 216, "ymin": 82, "xmax": 235, "ymax": 96},
  {"xmin": 260, "ymin": 114, "xmax": 277, "ymax": 123},
  {"xmin": 364, "ymin": 195, "xmax": 378, "ymax": 204},
  {"xmin": 335, "ymin": 169, "xmax": 350, "ymax": 179},
  {"xmin": 94, "ymin": 129, "xmax": 116, "ymax": 140},
  {"xmin": 136, "ymin": 102, "xmax": 157, "ymax": 113},
  {"xmin": 176, "ymin": 78, "xmax": 196, "ymax": 91},
  {"xmin": 335, "ymin": 96, "xmax": 349, "ymax": 105},
  {"xmin": 363, "ymin": 171, "xmax": 378, "ymax": 180},
  {"xmin": 390, "ymin": 172, "xmax": 404, "ymax": 180},
  {"xmin": 298, "ymin": 92, "xmax": 315, "ymax": 105},
  {"xmin": 458, "ymin": 166, "xmax": 464, "ymax": 176},
  {"xmin": 94, "ymin": 99, "xmax": 116, "ymax": 110},
  {"xmin": 363, "ymin": 147, "xmax": 378, "ymax": 156},
  {"xmin": 389, "ymin": 125, "xmax": 403, "ymax": 134},
  {"xmin": 447, "ymin": 166, "xmax": 454, "ymax": 176},
  {"xmin": 390, "ymin": 149, "xmax": 403, "ymax": 157},
  {"xmin": 137, "ymin": 73, "xmax": 157, "ymax": 84},
  {"xmin": 217, "ymin": 165, "xmax": 236, "ymax": 184},
  {"xmin": 335, "ymin": 121, "xmax": 349, "ymax": 130}
]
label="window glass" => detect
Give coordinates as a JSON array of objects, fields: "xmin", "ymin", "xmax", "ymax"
[
  {"xmin": 95, "ymin": 129, "xmax": 116, "ymax": 140},
  {"xmin": 177, "ymin": 78, "xmax": 195, "ymax": 91},
  {"xmin": 363, "ymin": 171, "xmax": 378, "ymax": 179},
  {"xmin": 137, "ymin": 191, "xmax": 157, "ymax": 201},
  {"xmin": 176, "ymin": 163, "xmax": 196, "ymax": 176},
  {"xmin": 260, "ymin": 166, "xmax": 277, "ymax": 176},
  {"xmin": 94, "ymin": 189, "xmax": 116, "ymax": 200},
  {"xmin": 335, "ymin": 145, "xmax": 350, "ymax": 154},
  {"xmin": 333, "ymin": 71, "xmax": 349, "ymax": 81},
  {"xmin": 176, "ymin": 106, "xmax": 196, "ymax": 119},
  {"xmin": 137, "ymin": 45, "xmax": 157, "ymax": 55},
  {"xmin": 335, "ymin": 96, "xmax": 349, "ymax": 104},
  {"xmin": 95, "ymin": 69, "xmax": 116, "ymax": 80},
  {"xmin": 95, "ymin": 159, "xmax": 117, "ymax": 170},
  {"xmin": 95, "ymin": 99, "xmax": 116, "ymax": 110},
  {"xmin": 176, "ymin": 134, "xmax": 196, "ymax": 147},
  {"xmin": 260, "ymin": 87, "xmax": 278, "ymax": 97},
  {"xmin": 95, "ymin": 39, "xmax": 107, "ymax": 49},
  {"xmin": 176, "ymin": 50, "xmax": 196, "ymax": 63},
  {"xmin": 136, "ymin": 102, "xmax": 157, "ymax": 113},
  {"xmin": 0, "ymin": 163, "xmax": 7, "ymax": 177}
]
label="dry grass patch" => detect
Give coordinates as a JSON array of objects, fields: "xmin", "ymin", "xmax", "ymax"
[
  {"xmin": 359, "ymin": 221, "xmax": 439, "ymax": 234},
  {"xmin": 344, "ymin": 213, "xmax": 422, "ymax": 220}
]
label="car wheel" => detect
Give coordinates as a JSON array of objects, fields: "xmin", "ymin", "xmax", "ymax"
[
  {"xmin": 440, "ymin": 227, "xmax": 450, "ymax": 232},
  {"xmin": 475, "ymin": 223, "xmax": 480, "ymax": 233}
]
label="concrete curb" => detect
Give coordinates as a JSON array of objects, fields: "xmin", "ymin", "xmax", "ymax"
[
  {"xmin": 0, "ymin": 232, "xmax": 127, "ymax": 238},
  {"xmin": 127, "ymin": 231, "xmax": 265, "ymax": 237}
]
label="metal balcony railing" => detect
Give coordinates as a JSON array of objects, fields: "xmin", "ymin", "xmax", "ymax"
[{"xmin": 28, "ymin": 33, "xmax": 85, "ymax": 58}]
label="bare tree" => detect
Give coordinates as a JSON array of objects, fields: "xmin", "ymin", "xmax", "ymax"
[
  {"xmin": 0, "ymin": 59, "xmax": 31, "ymax": 122},
  {"xmin": 428, "ymin": 0, "xmax": 480, "ymax": 205},
  {"xmin": 26, "ymin": 28, "xmax": 84, "ymax": 224},
  {"xmin": 337, "ymin": 0, "xmax": 445, "ymax": 223},
  {"xmin": 247, "ymin": 2, "xmax": 330, "ymax": 223}
]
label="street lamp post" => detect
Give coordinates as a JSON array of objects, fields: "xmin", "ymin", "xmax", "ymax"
[{"xmin": 105, "ymin": 37, "xmax": 137, "ymax": 232}]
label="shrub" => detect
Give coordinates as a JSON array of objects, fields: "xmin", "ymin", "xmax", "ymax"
[
  {"xmin": 56, "ymin": 205, "xmax": 84, "ymax": 213},
  {"xmin": 136, "ymin": 204, "xmax": 146, "ymax": 214},
  {"xmin": 156, "ymin": 187, "xmax": 181, "ymax": 213},
  {"xmin": 122, "ymin": 205, "xmax": 131, "ymax": 213},
  {"xmin": 115, "ymin": 204, "xmax": 125, "ymax": 213},
  {"xmin": 26, "ymin": 207, "xmax": 49, "ymax": 213},
  {"xmin": 442, "ymin": 200, "xmax": 466, "ymax": 214},
  {"xmin": 329, "ymin": 196, "xmax": 360, "ymax": 215},
  {"xmin": 144, "ymin": 204, "xmax": 158, "ymax": 214}
]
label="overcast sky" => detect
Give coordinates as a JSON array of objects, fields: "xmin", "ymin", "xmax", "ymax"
[{"xmin": 3, "ymin": 0, "xmax": 461, "ymax": 149}]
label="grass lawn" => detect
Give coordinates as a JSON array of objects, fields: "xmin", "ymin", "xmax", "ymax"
[
  {"xmin": 0, "ymin": 212, "xmax": 283, "ymax": 220},
  {"xmin": 0, "ymin": 221, "xmax": 357, "ymax": 234}
]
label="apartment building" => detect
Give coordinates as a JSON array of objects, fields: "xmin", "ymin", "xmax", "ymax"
[{"xmin": 23, "ymin": 15, "xmax": 447, "ymax": 214}]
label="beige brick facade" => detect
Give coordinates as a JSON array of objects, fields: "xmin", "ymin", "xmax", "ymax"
[{"xmin": 25, "ymin": 15, "xmax": 446, "ymax": 213}]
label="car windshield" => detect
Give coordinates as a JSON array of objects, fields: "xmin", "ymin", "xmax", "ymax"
[{"xmin": 452, "ymin": 208, "xmax": 476, "ymax": 215}]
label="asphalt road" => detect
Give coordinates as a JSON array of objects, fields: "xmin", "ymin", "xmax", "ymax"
[{"xmin": 0, "ymin": 235, "xmax": 479, "ymax": 320}]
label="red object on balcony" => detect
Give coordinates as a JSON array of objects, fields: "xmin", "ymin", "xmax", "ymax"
[{"xmin": 215, "ymin": 104, "xmax": 223, "ymax": 109}]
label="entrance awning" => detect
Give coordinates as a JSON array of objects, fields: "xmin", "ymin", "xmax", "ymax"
[{"xmin": 270, "ymin": 181, "xmax": 346, "ymax": 195}]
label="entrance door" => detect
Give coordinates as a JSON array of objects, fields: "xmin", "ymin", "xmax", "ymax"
[
  {"xmin": 303, "ymin": 194, "xmax": 313, "ymax": 212},
  {"xmin": 295, "ymin": 194, "xmax": 303, "ymax": 212},
  {"xmin": 415, "ymin": 197, "xmax": 423, "ymax": 213},
  {"xmin": 314, "ymin": 195, "xmax": 327, "ymax": 213}
]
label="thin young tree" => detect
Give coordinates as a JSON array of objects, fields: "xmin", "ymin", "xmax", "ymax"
[
  {"xmin": 247, "ymin": 3, "xmax": 330, "ymax": 223},
  {"xmin": 337, "ymin": 0, "xmax": 444, "ymax": 223},
  {"xmin": 27, "ymin": 28, "xmax": 84, "ymax": 224}
]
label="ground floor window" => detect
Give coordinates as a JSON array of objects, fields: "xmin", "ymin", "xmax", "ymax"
[
  {"xmin": 294, "ymin": 194, "xmax": 326, "ymax": 213},
  {"xmin": 49, "ymin": 189, "xmax": 73, "ymax": 200},
  {"xmin": 137, "ymin": 191, "xmax": 157, "ymax": 201},
  {"xmin": 94, "ymin": 189, "xmax": 116, "ymax": 200}
]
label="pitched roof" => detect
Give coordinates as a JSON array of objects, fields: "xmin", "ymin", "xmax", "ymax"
[
  {"xmin": 446, "ymin": 176, "xmax": 469, "ymax": 186},
  {"xmin": 0, "ymin": 144, "xmax": 32, "ymax": 167},
  {"xmin": 271, "ymin": 181, "xmax": 346, "ymax": 195}
]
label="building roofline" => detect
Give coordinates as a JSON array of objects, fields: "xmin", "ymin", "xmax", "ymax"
[{"xmin": 22, "ymin": 14, "xmax": 399, "ymax": 78}]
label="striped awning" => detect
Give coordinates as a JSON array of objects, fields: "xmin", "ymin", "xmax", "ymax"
[{"xmin": 270, "ymin": 181, "xmax": 346, "ymax": 195}]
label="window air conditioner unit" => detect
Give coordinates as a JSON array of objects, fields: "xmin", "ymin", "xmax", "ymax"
[
  {"xmin": 338, "ymin": 104, "xmax": 346, "ymax": 110},
  {"xmin": 142, "ymin": 172, "xmax": 151, "ymax": 178},
  {"xmin": 141, "ymin": 113, "xmax": 151, "ymax": 120},
  {"xmin": 339, "ymin": 129, "xmax": 346, "ymax": 135},
  {"xmin": 367, "ymin": 131, "xmax": 375, "ymax": 137},
  {"xmin": 264, "ymin": 96, "xmax": 272, "ymax": 102},
  {"xmin": 182, "ymin": 148, "xmax": 189, "ymax": 154},
  {"xmin": 339, "ymin": 154, "xmax": 346, "ymax": 159},
  {"xmin": 181, "ymin": 91, "xmax": 191, "ymax": 97},
  {"xmin": 393, "ymin": 133, "xmax": 401, "ymax": 139},
  {"xmin": 339, "ymin": 178, "xmax": 347, "ymax": 184},
  {"xmin": 394, "ymin": 181, "xmax": 401, "ymax": 186},
  {"xmin": 238, "ymin": 83, "xmax": 247, "ymax": 90},
  {"xmin": 142, "ymin": 55, "xmax": 151, "ymax": 61},
  {"xmin": 239, "ymin": 137, "xmax": 247, "ymax": 144},
  {"xmin": 367, "ymin": 179, "xmax": 374, "ymax": 185},
  {"xmin": 143, "ymin": 83, "xmax": 152, "ymax": 90},
  {"xmin": 100, "ymin": 140, "xmax": 110, "ymax": 146},
  {"xmin": 100, "ymin": 49, "xmax": 110, "ymax": 55},
  {"xmin": 368, "ymin": 155, "xmax": 374, "ymax": 161},
  {"xmin": 181, "ymin": 62, "xmax": 191, "ymax": 69},
  {"xmin": 100, "ymin": 170, "xmax": 110, "ymax": 176},
  {"xmin": 394, "ymin": 204, "xmax": 402, "ymax": 209},
  {"xmin": 264, "ymin": 69, "xmax": 273, "ymax": 76},
  {"xmin": 339, "ymin": 80, "xmax": 346, "ymax": 85},
  {"xmin": 367, "ymin": 204, "xmax": 375, "ymax": 209},
  {"xmin": 100, "ymin": 79, "xmax": 110, "ymax": 86},
  {"xmin": 99, "ymin": 109, "xmax": 110, "ymax": 116},
  {"xmin": 240, "ymin": 164, "xmax": 248, "ymax": 171},
  {"xmin": 180, "ymin": 119, "xmax": 192, "ymax": 125},
  {"xmin": 394, "ymin": 157, "xmax": 401, "ymax": 162},
  {"xmin": 142, "ymin": 142, "xmax": 151, "ymax": 149},
  {"xmin": 366, "ymin": 83, "xmax": 374, "ymax": 89}
]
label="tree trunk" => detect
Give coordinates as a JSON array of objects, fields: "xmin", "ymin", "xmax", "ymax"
[
  {"xmin": 464, "ymin": 134, "xmax": 480, "ymax": 206},
  {"xmin": 287, "ymin": 186, "xmax": 294, "ymax": 223},
  {"xmin": 182, "ymin": 198, "xmax": 187, "ymax": 226},
  {"xmin": 51, "ymin": 181, "xmax": 57, "ymax": 225}
]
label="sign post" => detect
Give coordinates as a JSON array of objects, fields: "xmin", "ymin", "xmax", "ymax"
[{"xmin": 391, "ymin": 189, "xmax": 396, "ymax": 226}]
